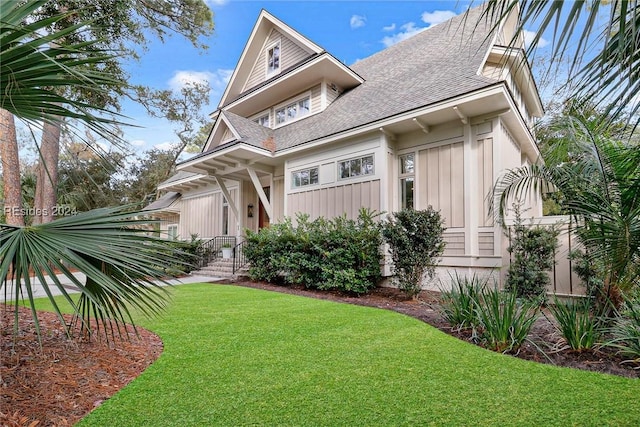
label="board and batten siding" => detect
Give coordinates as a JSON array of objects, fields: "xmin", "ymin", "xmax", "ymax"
[
  {"xmin": 287, "ymin": 180, "xmax": 381, "ymax": 220},
  {"xmin": 417, "ymin": 142, "xmax": 464, "ymax": 228},
  {"xmin": 477, "ymin": 137, "xmax": 494, "ymax": 227},
  {"xmin": 179, "ymin": 190, "xmax": 238, "ymax": 238},
  {"xmin": 244, "ymin": 29, "xmax": 313, "ymax": 92}
]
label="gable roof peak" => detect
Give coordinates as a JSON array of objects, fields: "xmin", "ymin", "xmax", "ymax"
[{"xmin": 218, "ymin": 9, "xmax": 325, "ymax": 107}]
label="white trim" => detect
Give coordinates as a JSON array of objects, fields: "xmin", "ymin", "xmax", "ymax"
[
  {"xmin": 222, "ymin": 54, "xmax": 363, "ymax": 111},
  {"xmin": 274, "ymin": 84, "xmax": 507, "ymax": 158}
]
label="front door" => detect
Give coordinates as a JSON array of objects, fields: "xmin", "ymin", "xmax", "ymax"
[{"xmin": 258, "ymin": 186, "xmax": 270, "ymax": 229}]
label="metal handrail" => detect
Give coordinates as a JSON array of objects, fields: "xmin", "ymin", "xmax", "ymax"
[
  {"xmin": 232, "ymin": 240, "xmax": 248, "ymax": 274},
  {"xmin": 198, "ymin": 236, "xmax": 237, "ymax": 268}
]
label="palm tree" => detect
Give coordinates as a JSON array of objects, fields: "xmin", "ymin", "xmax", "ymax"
[
  {"xmin": 493, "ymin": 107, "xmax": 640, "ymax": 307},
  {"xmin": 477, "ymin": 0, "xmax": 640, "ymax": 126},
  {"xmin": 0, "ymin": 1, "xmax": 189, "ymax": 340}
]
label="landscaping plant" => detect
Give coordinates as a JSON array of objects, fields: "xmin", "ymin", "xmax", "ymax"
[
  {"xmin": 440, "ymin": 273, "xmax": 490, "ymax": 330},
  {"xmin": 547, "ymin": 297, "xmax": 602, "ymax": 352},
  {"xmin": 505, "ymin": 203, "xmax": 558, "ymax": 302},
  {"xmin": 244, "ymin": 209, "xmax": 382, "ymax": 294},
  {"xmin": 474, "ymin": 288, "xmax": 539, "ymax": 353},
  {"xmin": 382, "ymin": 207, "xmax": 446, "ymax": 298},
  {"xmin": 607, "ymin": 301, "xmax": 640, "ymax": 361}
]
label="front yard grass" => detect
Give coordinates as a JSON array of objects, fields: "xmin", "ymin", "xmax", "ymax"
[{"xmin": 34, "ymin": 283, "xmax": 640, "ymax": 426}]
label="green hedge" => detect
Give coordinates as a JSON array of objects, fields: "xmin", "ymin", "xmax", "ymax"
[{"xmin": 244, "ymin": 209, "xmax": 383, "ymax": 294}]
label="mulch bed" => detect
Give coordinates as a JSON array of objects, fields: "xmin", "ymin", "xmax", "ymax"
[{"xmin": 1, "ymin": 279, "xmax": 638, "ymax": 426}]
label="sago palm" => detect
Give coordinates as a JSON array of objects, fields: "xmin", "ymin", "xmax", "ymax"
[
  {"xmin": 1, "ymin": 2, "xmax": 188, "ymax": 339},
  {"xmin": 493, "ymin": 110, "xmax": 640, "ymax": 306}
]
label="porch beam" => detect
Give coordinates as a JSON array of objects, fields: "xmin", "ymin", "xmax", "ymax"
[
  {"xmin": 213, "ymin": 175, "xmax": 239, "ymax": 219},
  {"xmin": 247, "ymin": 167, "xmax": 273, "ymax": 220}
]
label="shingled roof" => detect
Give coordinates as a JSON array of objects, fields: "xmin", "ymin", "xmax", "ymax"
[{"xmin": 268, "ymin": 6, "xmax": 497, "ymax": 151}]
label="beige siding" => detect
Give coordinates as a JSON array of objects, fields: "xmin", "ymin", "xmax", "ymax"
[
  {"xmin": 310, "ymin": 84, "xmax": 322, "ymax": 114},
  {"xmin": 221, "ymin": 127, "xmax": 234, "ymax": 142},
  {"xmin": 477, "ymin": 137, "xmax": 494, "ymax": 226},
  {"xmin": 482, "ymin": 62, "xmax": 503, "ymax": 80},
  {"xmin": 288, "ymin": 179, "xmax": 381, "ymax": 220},
  {"xmin": 244, "ymin": 29, "xmax": 313, "ymax": 92},
  {"xmin": 444, "ymin": 231, "xmax": 465, "ymax": 255},
  {"xmin": 478, "ymin": 231, "xmax": 494, "ymax": 256},
  {"xmin": 418, "ymin": 142, "xmax": 464, "ymax": 228},
  {"xmin": 179, "ymin": 190, "xmax": 238, "ymax": 238},
  {"xmin": 326, "ymin": 82, "xmax": 342, "ymax": 106}
]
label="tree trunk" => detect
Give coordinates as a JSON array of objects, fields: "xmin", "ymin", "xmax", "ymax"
[
  {"xmin": 34, "ymin": 121, "xmax": 61, "ymax": 224},
  {"xmin": 0, "ymin": 108, "xmax": 25, "ymax": 226}
]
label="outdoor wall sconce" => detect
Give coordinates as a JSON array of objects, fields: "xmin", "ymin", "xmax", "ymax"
[{"xmin": 247, "ymin": 203, "xmax": 254, "ymax": 218}]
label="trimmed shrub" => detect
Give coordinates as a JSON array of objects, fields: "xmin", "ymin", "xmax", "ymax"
[
  {"xmin": 382, "ymin": 207, "xmax": 446, "ymax": 298},
  {"xmin": 243, "ymin": 209, "xmax": 383, "ymax": 294},
  {"xmin": 505, "ymin": 204, "xmax": 559, "ymax": 302}
]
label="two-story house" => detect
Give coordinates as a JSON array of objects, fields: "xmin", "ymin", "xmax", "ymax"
[{"xmin": 150, "ymin": 6, "xmax": 545, "ymax": 288}]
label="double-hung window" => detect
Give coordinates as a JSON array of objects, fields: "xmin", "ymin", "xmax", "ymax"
[
  {"xmin": 399, "ymin": 153, "xmax": 414, "ymax": 209},
  {"xmin": 338, "ymin": 155, "xmax": 374, "ymax": 180},
  {"xmin": 267, "ymin": 42, "xmax": 280, "ymax": 74}
]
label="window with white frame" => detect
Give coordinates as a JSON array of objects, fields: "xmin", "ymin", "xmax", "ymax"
[
  {"xmin": 399, "ymin": 153, "xmax": 414, "ymax": 209},
  {"xmin": 254, "ymin": 113, "xmax": 269, "ymax": 127},
  {"xmin": 338, "ymin": 155, "xmax": 374, "ymax": 180},
  {"xmin": 167, "ymin": 224, "xmax": 178, "ymax": 240},
  {"xmin": 222, "ymin": 196, "xmax": 229, "ymax": 235},
  {"xmin": 292, "ymin": 167, "xmax": 319, "ymax": 188},
  {"xmin": 267, "ymin": 41, "xmax": 280, "ymax": 74},
  {"xmin": 275, "ymin": 95, "xmax": 310, "ymax": 126}
]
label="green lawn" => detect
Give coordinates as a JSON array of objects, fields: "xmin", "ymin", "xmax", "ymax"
[{"xmin": 34, "ymin": 283, "xmax": 640, "ymax": 426}]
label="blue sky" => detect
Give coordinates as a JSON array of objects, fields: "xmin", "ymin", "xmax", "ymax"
[{"xmin": 121, "ymin": 0, "xmax": 549, "ymax": 153}]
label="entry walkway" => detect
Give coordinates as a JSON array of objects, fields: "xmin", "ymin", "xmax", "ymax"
[{"xmin": 0, "ymin": 273, "xmax": 222, "ymax": 303}]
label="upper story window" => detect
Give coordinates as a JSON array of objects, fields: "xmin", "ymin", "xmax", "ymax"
[
  {"xmin": 292, "ymin": 167, "xmax": 319, "ymax": 188},
  {"xmin": 339, "ymin": 155, "xmax": 374, "ymax": 180},
  {"xmin": 275, "ymin": 94, "xmax": 310, "ymax": 127},
  {"xmin": 254, "ymin": 114, "xmax": 270, "ymax": 127},
  {"xmin": 267, "ymin": 41, "xmax": 281, "ymax": 74}
]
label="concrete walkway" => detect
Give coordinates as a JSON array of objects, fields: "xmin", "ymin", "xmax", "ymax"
[{"xmin": 1, "ymin": 272, "xmax": 223, "ymax": 303}]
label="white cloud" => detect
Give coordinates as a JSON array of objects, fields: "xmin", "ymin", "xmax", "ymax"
[
  {"xmin": 381, "ymin": 22, "xmax": 425, "ymax": 47},
  {"xmin": 523, "ymin": 30, "xmax": 549, "ymax": 49},
  {"xmin": 154, "ymin": 142, "xmax": 177, "ymax": 151},
  {"xmin": 168, "ymin": 70, "xmax": 214, "ymax": 92},
  {"xmin": 130, "ymin": 139, "xmax": 146, "ymax": 147},
  {"xmin": 382, "ymin": 23, "xmax": 396, "ymax": 32},
  {"xmin": 205, "ymin": 0, "xmax": 228, "ymax": 6},
  {"xmin": 350, "ymin": 14, "xmax": 366, "ymax": 29},
  {"xmin": 421, "ymin": 10, "xmax": 457, "ymax": 27}
]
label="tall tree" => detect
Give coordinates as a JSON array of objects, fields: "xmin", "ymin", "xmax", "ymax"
[
  {"xmin": 25, "ymin": 0, "xmax": 214, "ymax": 222},
  {"xmin": 0, "ymin": 110, "xmax": 23, "ymax": 226},
  {"xmin": 135, "ymin": 81, "xmax": 214, "ymax": 174}
]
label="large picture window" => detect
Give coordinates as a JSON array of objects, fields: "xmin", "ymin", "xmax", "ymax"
[
  {"xmin": 267, "ymin": 42, "xmax": 280, "ymax": 74},
  {"xmin": 399, "ymin": 153, "xmax": 414, "ymax": 209},
  {"xmin": 338, "ymin": 155, "xmax": 374, "ymax": 180},
  {"xmin": 292, "ymin": 167, "xmax": 319, "ymax": 188},
  {"xmin": 275, "ymin": 95, "xmax": 310, "ymax": 126}
]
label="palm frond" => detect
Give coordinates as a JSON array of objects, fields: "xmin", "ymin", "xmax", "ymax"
[{"xmin": 0, "ymin": 206, "xmax": 192, "ymax": 341}]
